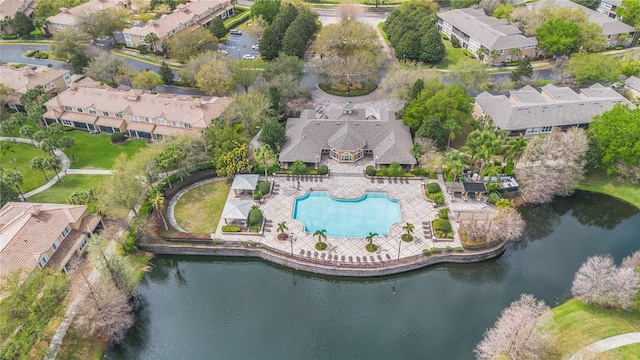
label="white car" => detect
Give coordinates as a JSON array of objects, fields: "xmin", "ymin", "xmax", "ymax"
[
  {"xmin": 242, "ymin": 54, "xmax": 258, "ymax": 60},
  {"xmin": 251, "ymin": 43, "xmax": 259, "ymax": 50}
]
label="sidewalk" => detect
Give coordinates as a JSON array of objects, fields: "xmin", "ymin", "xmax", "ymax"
[{"xmin": 569, "ymin": 332, "xmax": 640, "ymax": 359}]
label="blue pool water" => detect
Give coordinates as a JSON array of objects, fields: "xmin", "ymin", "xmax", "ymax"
[{"xmin": 293, "ymin": 191, "xmax": 402, "ymax": 238}]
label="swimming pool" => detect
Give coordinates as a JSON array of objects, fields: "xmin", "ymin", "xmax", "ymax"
[{"xmin": 293, "ymin": 191, "xmax": 402, "ymax": 238}]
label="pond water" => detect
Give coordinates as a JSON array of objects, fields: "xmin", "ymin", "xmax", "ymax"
[
  {"xmin": 108, "ymin": 191, "xmax": 640, "ymax": 360},
  {"xmin": 293, "ymin": 191, "xmax": 401, "ymax": 237}
]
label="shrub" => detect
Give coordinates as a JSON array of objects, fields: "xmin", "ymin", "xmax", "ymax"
[
  {"xmin": 495, "ymin": 198, "xmax": 515, "ymax": 210},
  {"xmin": 445, "ymin": 246, "xmax": 453, "ymax": 252},
  {"xmin": 463, "ymin": 49, "xmax": 475, "ymax": 58},
  {"xmin": 315, "ymin": 242, "xmax": 327, "ymax": 250},
  {"xmin": 249, "ymin": 225, "xmax": 261, "ymax": 233},
  {"xmin": 257, "ymin": 182, "xmax": 270, "ymax": 194},
  {"xmin": 438, "ymin": 208, "xmax": 449, "ymax": 220},
  {"xmin": 137, "ymin": 45, "xmax": 150, "ymax": 54},
  {"xmin": 248, "ymin": 207, "xmax": 263, "ymax": 226},
  {"xmin": 402, "ymin": 233, "xmax": 413, "ymax": 242},
  {"xmin": 0, "ymin": 34, "xmax": 18, "ymax": 39},
  {"xmin": 428, "ymin": 173, "xmax": 438, "ymax": 179},
  {"xmin": 318, "ymin": 165, "xmax": 329, "ymax": 175},
  {"xmin": 222, "ymin": 225, "xmax": 241, "ymax": 232},
  {"xmin": 430, "ymin": 247, "xmax": 442, "ymax": 254},
  {"xmin": 451, "ymin": 36, "xmax": 460, "ymax": 48},
  {"xmin": 423, "ymin": 248, "xmax": 432, "ymax": 255},
  {"xmin": 486, "ymin": 184, "xmax": 501, "ymax": 192},
  {"xmin": 503, "ymin": 162, "xmax": 515, "ymax": 176},
  {"xmin": 252, "ymin": 190, "xmax": 262, "ymax": 199},
  {"xmin": 111, "ymin": 132, "xmax": 126, "ymax": 143},
  {"xmin": 414, "ymin": 167, "xmax": 428, "ymax": 177},
  {"xmin": 47, "ymin": 63, "xmax": 53, "ymax": 68},
  {"xmin": 426, "ymin": 182, "xmax": 441, "ymax": 193},
  {"xmin": 40, "ymin": 53, "xmax": 48, "ymax": 59},
  {"xmin": 433, "ymin": 219, "xmax": 452, "ymax": 233},
  {"xmin": 428, "ymin": 192, "xmax": 445, "ymax": 205},
  {"xmin": 365, "ymin": 243, "xmax": 378, "ymax": 252},
  {"xmin": 387, "ymin": 161, "xmax": 404, "ymax": 176},
  {"xmin": 487, "ymin": 192, "xmax": 500, "ymax": 204},
  {"xmin": 290, "ymin": 160, "xmax": 307, "ymax": 175},
  {"xmin": 455, "ymin": 247, "xmax": 464, "ymax": 252},
  {"xmin": 124, "ymin": 232, "xmax": 136, "ymax": 253},
  {"xmin": 113, "ymin": 43, "xmax": 124, "ymax": 49},
  {"xmin": 365, "ymin": 165, "xmax": 376, "ymax": 176}
]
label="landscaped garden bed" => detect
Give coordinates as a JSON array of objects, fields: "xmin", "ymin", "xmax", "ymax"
[{"xmin": 423, "ymin": 182, "xmax": 445, "ymax": 206}]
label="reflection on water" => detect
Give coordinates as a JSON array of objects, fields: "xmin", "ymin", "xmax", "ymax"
[{"xmin": 108, "ymin": 192, "xmax": 640, "ymax": 360}]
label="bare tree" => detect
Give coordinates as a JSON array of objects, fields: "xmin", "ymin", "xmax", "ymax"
[
  {"xmin": 336, "ymin": 1, "xmax": 364, "ymax": 21},
  {"xmin": 475, "ymin": 294, "xmax": 553, "ymax": 360},
  {"xmin": 571, "ymin": 255, "xmax": 639, "ymax": 310},
  {"xmin": 516, "ymin": 128, "xmax": 588, "ymax": 204},
  {"xmin": 379, "ymin": 63, "xmax": 437, "ymax": 100},
  {"xmin": 459, "ymin": 208, "xmax": 525, "ymax": 246},
  {"xmin": 478, "ymin": 0, "xmax": 503, "ymax": 16},
  {"xmin": 621, "ymin": 251, "xmax": 640, "ymax": 270},
  {"xmin": 73, "ymin": 277, "xmax": 134, "ymax": 343}
]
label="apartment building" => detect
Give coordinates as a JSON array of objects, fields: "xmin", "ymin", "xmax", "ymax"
[
  {"xmin": 436, "ymin": 8, "xmax": 538, "ymax": 64},
  {"xmin": 46, "ymin": 0, "xmax": 133, "ymax": 33},
  {"xmin": 42, "ymin": 78, "xmax": 232, "ymax": 139},
  {"xmin": 122, "ymin": 0, "xmax": 233, "ymax": 48},
  {"xmin": 0, "ymin": 0, "xmax": 36, "ymax": 34},
  {"xmin": 597, "ymin": 0, "xmax": 623, "ymax": 20},
  {"xmin": 0, "ymin": 65, "xmax": 71, "ymax": 113}
]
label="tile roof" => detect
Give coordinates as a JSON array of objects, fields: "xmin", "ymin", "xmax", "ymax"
[
  {"xmin": 0, "ymin": 0, "xmax": 35, "ymax": 18},
  {"xmin": 47, "ymin": 0, "xmax": 134, "ymax": 26},
  {"xmin": 0, "ymin": 202, "xmax": 90, "ymax": 279},
  {"xmin": 123, "ymin": 0, "xmax": 230, "ymax": 38},
  {"xmin": 0, "ymin": 65, "xmax": 69, "ymax": 95},
  {"xmin": 45, "ymin": 78, "xmax": 232, "ymax": 129},
  {"xmin": 625, "ymin": 76, "xmax": 640, "ymax": 91},
  {"xmin": 475, "ymin": 84, "xmax": 635, "ymax": 130},
  {"xmin": 44, "ymin": 230, "xmax": 85, "ymax": 271},
  {"xmin": 437, "ymin": 8, "xmax": 538, "ymax": 50},
  {"xmin": 532, "ymin": 0, "xmax": 635, "ymax": 36},
  {"xmin": 279, "ymin": 108, "xmax": 416, "ymax": 165}
]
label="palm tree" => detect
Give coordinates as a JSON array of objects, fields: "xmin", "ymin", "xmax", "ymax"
[
  {"xmin": 30, "ymin": 157, "xmax": 48, "ymax": 181},
  {"xmin": 145, "ymin": 33, "xmax": 159, "ymax": 52},
  {"xmin": 490, "ymin": 49, "xmax": 501, "ymax": 63},
  {"xmin": 476, "ymin": 46, "xmax": 488, "ymax": 62},
  {"xmin": 2, "ymin": 169, "xmax": 25, "ymax": 201},
  {"xmin": 402, "ymin": 222, "xmax": 414, "ymax": 242},
  {"xmin": 506, "ymin": 134, "xmax": 529, "ymax": 167},
  {"xmin": 482, "ymin": 164, "xmax": 502, "ymax": 184},
  {"xmin": 445, "ymin": 151, "xmax": 465, "ymax": 181},
  {"xmin": 44, "ymin": 156, "xmax": 62, "ymax": 183},
  {"xmin": 313, "ymin": 229, "xmax": 327, "ymax": 250},
  {"xmin": 19, "ymin": 125, "xmax": 36, "ymax": 147},
  {"xmin": 253, "ymin": 144, "xmax": 277, "ymax": 181},
  {"xmin": 511, "ymin": 48, "xmax": 522, "ymax": 61},
  {"xmin": 149, "ymin": 189, "xmax": 168, "ymax": 230},
  {"xmin": 277, "ymin": 221, "xmax": 288, "ymax": 240},
  {"xmin": 365, "ymin": 232, "xmax": 378, "ymax": 252}
]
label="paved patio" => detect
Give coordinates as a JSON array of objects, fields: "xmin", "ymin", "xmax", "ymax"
[{"xmin": 206, "ymin": 161, "xmax": 493, "ymax": 264}]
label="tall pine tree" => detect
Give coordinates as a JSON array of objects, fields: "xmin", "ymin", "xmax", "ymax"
[{"xmin": 159, "ymin": 61, "xmax": 174, "ymax": 84}]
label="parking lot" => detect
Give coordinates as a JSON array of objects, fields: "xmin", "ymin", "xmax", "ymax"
[{"xmin": 218, "ymin": 31, "xmax": 260, "ymax": 61}]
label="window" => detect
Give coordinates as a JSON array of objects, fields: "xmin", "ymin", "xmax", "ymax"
[
  {"xmin": 172, "ymin": 121, "xmax": 180, "ymax": 127},
  {"xmin": 540, "ymin": 126, "xmax": 553, "ymax": 133},
  {"xmin": 330, "ymin": 149, "xmax": 338, "ymax": 160},
  {"xmin": 139, "ymin": 36, "xmax": 143, "ymax": 41},
  {"xmin": 145, "ymin": 117, "xmax": 152, "ymax": 123},
  {"xmin": 88, "ymin": 108, "xmax": 97, "ymax": 115},
  {"xmin": 43, "ymin": 84, "xmax": 48, "ymax": 90},
  {"xmin": 356, "ymin": 149, "xmax": 363, "ymax": 160},
  {"xmin": 76, "ymin": 108, "xmax": 83, "ymax": 113},
  {"xmin": 38, "ymin": 254, "xmax": 49, "ymax": 269},
  {"xmin": 63, "ymin": 73, "xmax": 71, "ymax": 82},
  {"xmin": 50, "ymin": 81, "xmax": 56, "ymax": 88},
  {"xmin": 184, "ymin": 123, "xmax": 192, "ymax": 129},
  {"xmin": 115, "ymin": 113, "xmax": 124, "ymax": 119},
  {"xmin": 61, "ymin": 225, "xmax": 71, "ymax": 239},
  {"xmin": 131, "ymin": 115, "xmax": 140, "ymax": 121},
  {"xmin": 341, "ymin": 153, "xmax": 352, "ymax": 162},
  {"xmin": 114, "ymin": 128, "xmax": 120, "ymax": 133},
  {"xmin": 52, "ymin": 239, "xmax": 60, "ymax": 251},
  {"xmin": 64, "ymin": 106, "xmax": 72, "ymax": 111},
  {"xmin": 103, "ymin": 111, "xmax": 109, "ymax": 116},
  {"xmin": 78, "ymin": 237, "xmax": 87, "ymax": 251},
  {"xmin": 157, "ymin": 118, "xmax": 167, "ymax": 125},
  {"xmin": 61, "ymin": 119, "xmax": 73, "ymax": 126},
  {"xmin": 526, "ymin": 127, "xmax": 539, "ymax": 134}
]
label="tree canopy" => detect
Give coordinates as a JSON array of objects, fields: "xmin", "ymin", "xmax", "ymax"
[
  {"xmin": 618, "ymin": 0, "xmax": 640, "ymax": 29},
  {"xmin": 536, "ymin": 18, "xmax": 581, "ymax": 55},
  {"xmin": 251, "ymin": 0, "xmax": 281, "ymax": 24},
  {"xmin": 564, "ymin": 52, "xmax": 619, "ymax": 86},
  {"xmin": 167, "ymin": 27, "xmax": 217, "ymax": 63}
]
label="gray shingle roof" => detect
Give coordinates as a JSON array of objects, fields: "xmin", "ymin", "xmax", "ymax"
[
  {"xmin": 221, "ymin": 200, "xmax": 252, "ymax": 220},
  {"xmin": 625, "ymin": 76, "xmax": 640, "ymax": 92},
  {"xmin": 475, "ymin": 84, "xmax": 634, "ymax": 130},
  {"xmin": 533, "ymin": 0, "xmax": 635, "ymax": 36},
  {"xmin": 279, "ymin": 108, "xmax": 416, "ymax": 165},
  {"xmin": 231, "ymin": 174, "xmax": 259, "ymax": 191},
  {"xmin": 437, "ymin": 8, "xmax": 537, "ymax": 50}
]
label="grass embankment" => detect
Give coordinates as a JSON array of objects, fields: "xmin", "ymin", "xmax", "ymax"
[
  {"xmin": 578, "ymin": 170, "xmax": 640, "ymax": 209},
  {"xmin": 436, "ymin": 40, "xmax": 477, "ymax": 70},
  {"xmin": 0, "ymin": 141, "xmax": 57, "ymax": 192},
  {"xmin": 28, "ymin": 174, "xmax": 109, "ymax": 204},
  {"xmin": 551, "ymin": 299, "xmax": 640, "ymax": 358},
  {"xmin": 67, "ymin": 132, "xmax": 147, "ymax": 169},
  {"xmin": 174, "ymin": 180, "xmax": 231, "ymax": 233}
]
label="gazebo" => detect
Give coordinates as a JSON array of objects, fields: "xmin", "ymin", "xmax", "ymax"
[
  {"xmin": 231, "ymin": 174, "xmax": 259, "ymax": 196},
  {"xmin": 221, "ymin": 200, "xmax": 253, "ymax": 225}
]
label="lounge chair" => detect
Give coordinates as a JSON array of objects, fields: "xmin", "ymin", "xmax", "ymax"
[
  {"xmin": 385, "ymin": 254, "xmax": 391, "ymax": 260},
  {"xmin": 321, "ymin": 253, "xmax": 326, "ymax": 259},
  {"xmin": 299, "ymin": 249, "xmax": 305, "ymax": 255},
  {"xmin": 377, "ymin": 255, "xmax": 383, "ymax": 261},
  {"xmin": 356, "ymin": 256, "xmax": 361, "ymax": 262},
  {"xmin": 349, "ymin": 256, "xmax": 353, "ymax": 262},
  {"xmin": 370, "ymin": 256, "xmax": 375, "ymax": 262},
  {"xmin": 314, "ymin": 252, "xmax": 318, "ymax": 258}
]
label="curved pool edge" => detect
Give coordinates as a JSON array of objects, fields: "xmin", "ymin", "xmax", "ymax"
[{"xmin": 138, "ymin": 241, "xmax": 507, "ymax": 278}]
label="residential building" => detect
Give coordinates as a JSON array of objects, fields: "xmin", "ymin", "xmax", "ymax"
[
  {"xmin": 532, "ymin": 0, "xmax": 636, "ymax": 48},
  {"xmin": 597, "ymin": 0, "xmax": 623, "ymax": 20},
  {"xmin": 624, "ymin": 76, "xmax": 640, "ymax": 98},
  {"xmin": 0, "ymin": 0, "xmax": 36, "ymax": 34},
  {"xmin": 436, "ymin": 8, "xmax": 538, "ymax": 64},
  {"xmin": 122, "ymin": 0, "xmax": 233, "ymax": 48},
  {"xmin": 0, "ymin": 202, "xmax": 102, "ymax": 284},
  {"xmin": 0, "ymin": 65, "xmax": 71, "ymax": 113},
  {"xmin": 46, "ymin": 0, "xmax": 133, "ymax": 33},
  {"xmin": 42, "ymin": 78, "xmax": 232, "ymax": 139},
  {"xmin": 279, "ymin": 105, "xmax": 417, "ymax": 170},
  {"xmin": 473, "ymin": 84, "xmax": 635, "ymax": 136}
]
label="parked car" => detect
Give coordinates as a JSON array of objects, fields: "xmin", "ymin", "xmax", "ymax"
[
  {"xmin": 251, "ymin": 43, "xmax": 259, "ymax": 50},
  {"xmin": 230, "ymin": 29, "xmax": 242, "ymax": 35},
  {"xmin": 242, "ymin": 54, "xmax": 258, "ymax": 60},
  {"xmin": 493, "ymin": 62, "xmax": 506, "ymax": 67}
]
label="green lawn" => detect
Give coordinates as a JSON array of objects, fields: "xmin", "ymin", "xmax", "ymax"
[
  {"xmin": 0, "ymin": 141, "xmax": 57, "ymax": 192},
  {"xmin": 550, "ymin": 299, "xmax": 640, "ymax": 358},
  {"xmin": 606, "ymin": 343, "xmax": 640, "ymax": 359},
  {"xmin": 174, "ymin": 180, "xmax": 231, "ymax": 234},
  {"xmin": 56, "ymin": 329, "xmax": 106, "ymax": 360},
  {"xmin": 66, "ymin": 131, "xmax": 148, "ymax": 169},
  {"xmin": 578, "ymin": 170, "xmax": 640, "ymax": 210},
  {"xmin": 436, "ymin": 40, "xmax": 477, "ymax": 70},
  {"xmin": 28, "ymin": 175, "xmax": 109, "ymax": 206}
]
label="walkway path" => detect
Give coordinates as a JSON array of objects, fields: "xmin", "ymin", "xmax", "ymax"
[
  {"xmin": 0, "ymin": 137, "xmax": 112, "ymax": 199},
  {"xmin": 569, "ymin": 332, "xmax": 640, "ymax": 359}
]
